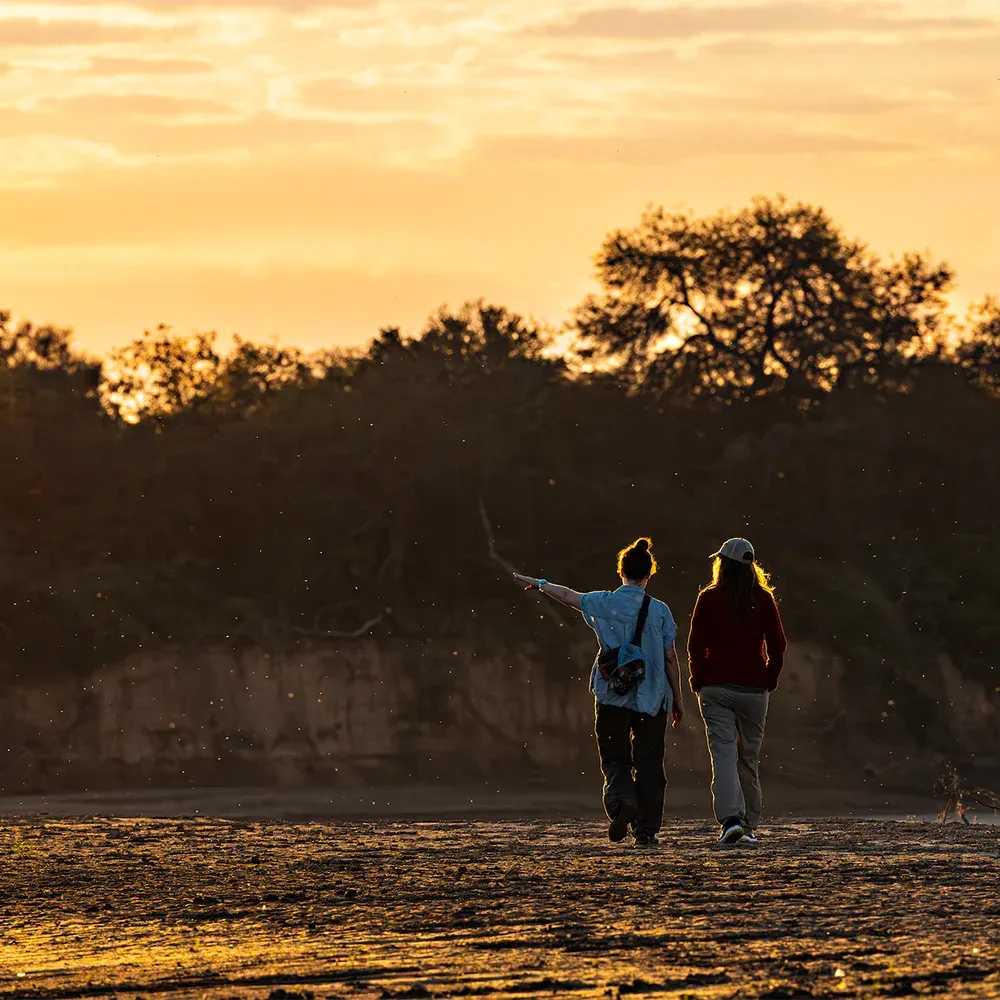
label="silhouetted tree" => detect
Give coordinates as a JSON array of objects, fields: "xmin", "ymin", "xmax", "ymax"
[
  {"xmin": 207, "ymin": 336, "xmax": 345, "ymax": 413},
  {"xmin": 955, "ymin": 297, "xmax": 1000, "ymax": 394},
  {"xmin": 100, "ymin": 326, "xmax": 342, "ymax": 423},
  {"xmin": 100, "ymin": 325, "xmax": 224, "ymax": 423},
  {"xmin": 362, "ymin": 300, "xmax": 560, "ymax": 382},
  {"xmin": 573, "ymin": 196, "xmax": 953, "ymax": 401},
  {"xmin": 0, "ymin": 310, "xmax": 101, "ymax": 423},
  {"xmin": 0, "ymin": 311, "xmax": 81, "ymax": 371}
]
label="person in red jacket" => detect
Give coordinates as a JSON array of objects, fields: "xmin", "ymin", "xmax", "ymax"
[{"xmin": 687, "ymin": 537, "xmax": 786, "ymax": 845}]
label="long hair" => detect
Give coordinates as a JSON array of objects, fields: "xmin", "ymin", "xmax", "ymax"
[{"xmin": 706, "ymin": 555, "xmax": 775, "ymax": 618}]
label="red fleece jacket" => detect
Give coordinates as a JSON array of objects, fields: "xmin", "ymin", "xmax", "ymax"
[{"xmin": 687, "ymin": 585, "xmax": 787, "ymax": 692}]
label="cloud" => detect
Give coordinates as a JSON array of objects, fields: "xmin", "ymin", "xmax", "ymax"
[
  {"xmin": 687, "ymin": 28, "xmax": 1000, "ymax": 105},
  {"xmin": 297, "ymin": 75, "xmax": 451, "ymax": 116},
  {"xmin": 122, "ymin": 0, "xmax": 372, "ymax": 11},
  {"xmin": 83, "ymin": 56, "xmax": 216, "ymax": 75},
  {"xmin": 547, "ymin": 46, "xmax": 682, "ymax": 70},
  {"xmin": 6, "ymin": 102, "xmax": 448, "ymax": 160},
  {"xmin": 0, "ymin": 134, "xmax": 135, "ymax": 181},
  {"xmin": 698, "ymin": 27, "xmax": 1000, "ymax": 57},
  {"xmin": 478, "ymin": 127, "xmax": 914, "ymax": 168},
  {"xmin": 41, "ymin": 92, "xmax": 237, "ymax": 121},
  {"xmin": 0, "ymin": 17, "xmax": 192, "ymax": 47},
  {"xmin": 0, "ymin": 105, "xmax": 38, "ymax": 139},
  {"xmin": 532, "ymin": 2, "xmax": 994, "ymax": 39}
]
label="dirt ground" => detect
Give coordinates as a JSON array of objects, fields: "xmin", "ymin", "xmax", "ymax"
[{"xmin": 0, "ymin": 816, "xmax": 998, "ymax": 1000}]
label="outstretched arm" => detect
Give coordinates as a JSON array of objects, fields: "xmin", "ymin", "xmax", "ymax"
[{"xmin": 512, "ymin": 573, "xmax": 584, "ymax": 610}]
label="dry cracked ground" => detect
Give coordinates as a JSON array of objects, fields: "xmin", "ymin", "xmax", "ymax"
[{"xmin": 0, "ymin": 818, "xmax": 998, "ymax": 999}]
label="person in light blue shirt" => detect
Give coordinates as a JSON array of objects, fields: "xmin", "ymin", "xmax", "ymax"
[{"xmin": 514, "ymin": 537, "xmax": 684, "ymax": 847}]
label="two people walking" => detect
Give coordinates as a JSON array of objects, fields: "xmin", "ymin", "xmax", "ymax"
[{"xmin": 514, "ymin": 534, "xmax": 786, "ymax": 846}]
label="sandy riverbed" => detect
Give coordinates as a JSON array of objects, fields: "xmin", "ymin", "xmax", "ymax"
[{"xmin": 1, "ymin": 815, "xmax": 998, "ymax": 999}]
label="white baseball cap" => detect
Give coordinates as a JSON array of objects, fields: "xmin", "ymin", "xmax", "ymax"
[{"xmin": 711, "ymin": 537, "xmax": 755, "ymax": 563}]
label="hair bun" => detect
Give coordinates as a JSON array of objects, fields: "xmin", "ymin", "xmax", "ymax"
[{"xmin": 617, "ymin": 536, "xmax": 657, "ymax": 580}]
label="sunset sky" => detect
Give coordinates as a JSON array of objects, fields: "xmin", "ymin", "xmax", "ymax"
[{"xmin": 1, "ymin": 0, "xmax": 997, "ymax": 355}]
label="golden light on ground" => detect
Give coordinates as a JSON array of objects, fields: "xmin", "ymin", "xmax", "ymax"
[
  {"xmin": 1, "ymin": 815, "xmax": 998, "ymax": 997},
  {"xmin": 0, "ymin": 0, "xmax": 997, "ymax": 353}
]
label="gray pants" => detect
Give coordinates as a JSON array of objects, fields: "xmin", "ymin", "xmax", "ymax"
[{"xmin": 698, "ymin": 684, "xmax": 769, "ymax": 830}]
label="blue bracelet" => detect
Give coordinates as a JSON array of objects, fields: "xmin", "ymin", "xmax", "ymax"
[{"xmin": 538, "ymin": 579, "xmax": 548, "ymax": 589}]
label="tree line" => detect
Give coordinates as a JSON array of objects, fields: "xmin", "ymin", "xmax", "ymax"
[{"xmin": 1, "ymin": 195, "xmax": 998, "ymax": 741}]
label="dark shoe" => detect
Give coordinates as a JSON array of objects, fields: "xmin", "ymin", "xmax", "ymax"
[
  {"xmin": 718, "ymin": 818, "xmax": 745, "ymax": 844},
  {"xmin": 633, "ymin": 833, "xmax": 659, "ymax": 848},
  {"xmin": 608, "ymin": 804, "xmax": 637, "ymax": 843}
]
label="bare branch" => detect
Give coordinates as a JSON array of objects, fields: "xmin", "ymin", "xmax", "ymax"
[
  {"xmin": 671, "ymin": 272, "xmax": 739, "ymax": 360},
  {"xmin": 478, "ymin": 498, "xmax": 573, "ymax": 628}
]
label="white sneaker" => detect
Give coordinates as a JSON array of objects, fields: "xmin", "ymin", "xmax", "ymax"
[
  {"xmin": 718, "ymin": 820, "xmax": 744, "ymax": 844},
  {"xmin": 739, "ymin": 830, "xmax": 758, "ymax": 845}
]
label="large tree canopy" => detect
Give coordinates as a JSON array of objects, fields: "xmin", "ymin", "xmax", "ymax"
[{"xmin": 573, "ymin": 196, "xmax": 954, "ymax": 401}]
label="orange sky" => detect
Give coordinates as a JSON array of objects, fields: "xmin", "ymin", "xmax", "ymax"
[{"xmin": 1, "ymin": 0, "xmax": 998, "ymax": 356}]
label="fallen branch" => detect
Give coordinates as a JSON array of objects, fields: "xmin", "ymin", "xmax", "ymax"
[
  {"xmin": 936, "ymin": 767, "xmax": 1000, "ymax": 823},
  {"xmin": 478, "ymin": 498, "xmax": 572, "ymax": 629},
  {"xmin": 287, "ymin": 612, "xmax": 385, "ymax": 639}
]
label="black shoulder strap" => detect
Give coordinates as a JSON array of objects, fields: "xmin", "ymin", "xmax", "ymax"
[{"xmin": 631, "ymin": 594, "xmax": 651, "ymax": 646}]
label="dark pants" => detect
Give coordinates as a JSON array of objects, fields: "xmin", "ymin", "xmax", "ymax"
[{"xmin": 594, "ymin": 701, "xmax": 668, "ymax": 837}]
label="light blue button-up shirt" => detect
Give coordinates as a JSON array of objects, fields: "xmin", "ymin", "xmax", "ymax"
[{"xmin": 580, "ymin": 584, "xmax": 677, "ymax": 716}]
